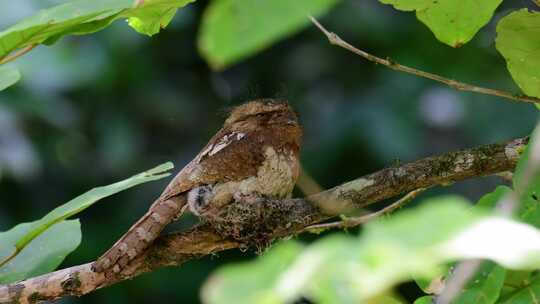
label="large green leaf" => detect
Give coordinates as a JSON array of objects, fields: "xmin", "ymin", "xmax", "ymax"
[
  {"xmin": 198, "ymin": 0, "xmax": 339, "ymax": 70},
  {"xmin": 379, "ymin": 0, "xmax": 503, "ymax": 47},
  {"xmin": 0, "ymin": 162, "xmax": 173, "ymax": 273},
  {"xmin": 0, "ymin": 66, "xmax": 20, "ymax": 91},
  {"xmin": 0, "ymin": 220, "xmax": 81, "ymax": 284},
  {"xmin": 496, "ymin": 10, "xmax": 540, "ymax": 101},
  {"xmin": 0, "ymin": 0, "xmax": 195, "ymax": 59}
]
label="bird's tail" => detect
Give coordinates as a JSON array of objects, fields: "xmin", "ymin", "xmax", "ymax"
[{"xmin": 92, "ymin": 194, "xmax": 187, "ymax": 273}]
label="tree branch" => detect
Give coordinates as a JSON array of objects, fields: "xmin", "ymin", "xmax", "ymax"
[
  {"xmin": 309, "ymin": 16, "xmax": 540, "ymax": 106},
  {"xmin": 0, "ymin": 137, "xmax": 527, "ymax": 304}
]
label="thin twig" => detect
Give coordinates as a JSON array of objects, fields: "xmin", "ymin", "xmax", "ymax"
[
  {"xmin": 0, "ymin": 44, "xmax": 36, "ymax": 65},
  {"xmin": 309, "ymin": 16, "xmax": 540, "ymax": 106},
  {"xmin": 304, "ymin": 187, "xmax": 427, "ymax": 232}
]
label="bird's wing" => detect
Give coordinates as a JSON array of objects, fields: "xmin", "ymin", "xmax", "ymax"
[{"xmin": 160, "ymin": 128, "xmax": 265, "ymax": 199}]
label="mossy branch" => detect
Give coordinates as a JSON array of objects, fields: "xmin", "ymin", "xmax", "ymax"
[{"xmin": 0, "ymin": 137, "xmax": 527, "ymax": 304}]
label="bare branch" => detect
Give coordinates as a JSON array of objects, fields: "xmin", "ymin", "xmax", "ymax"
[
  {"xmin": 0, "ymin": 137, "xmax": 528, "ymax": 304},
  {"xmin": 303, "ymin": 187, "xmax": 427, "ymax": 232},
  {"xmin": 309, "ymin": 16, "xmax": 540, "ymax": 106}
]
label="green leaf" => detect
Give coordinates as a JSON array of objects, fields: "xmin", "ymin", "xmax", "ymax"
[
  {"xmin": 499, "ymin": 270, "xmax": 533, "ymax": 302},
  {"xmin": 0, "ymin": 0, "xmax": 132, "ymax": 58},
  {"xmin": 285, "ymin": 236, "xmax": 364, "ymax": 304},
  {"xmin": 499, "ymin": 274, "xmax": 540, "ymax": 304},
  {"xmin": 0, "ymin": 162, "xmax": 173, "ymax": 271},
  {"xmin": 198, "ymin": 0, "xmax": 339, "ymax": 70},
  {"xmin": 452, "ymin": 262, "xmax": 506, "ymax": 304},
  {"xmin": 201, "ymin": 241, "xmax": 304, "ymax": 304},
  {"xmin": 496, "ymin": 10, "xmax": 540, "ymax": 101},
  {"xmin": 476, "ymin": 185, "xmax": 512, "ymax": 210},
  {"xmin": 0, "ymin": 66, "xmax": 21, "ymax": 91},
  {"xmin": 512, "ymin": 126, "xmax": 540, "ymax": 227},
  {"xmin": 379, "ymin": 0, "xmax": 503, "ymax": 47},
  {"xmin": 0, "ymin": 0, "xmax": 195, "ymax": 58},
  {"xmin": 413, "ymin": 296, "xmax": 434, "ymax": 304},
  {"xmin": 0, "ymin": 220, "xmax": 81, "ymax": 284},
  {"xmin": 126, "ymin": 0, "xmax": 195, "ymax": 36},
  {"xmin": 368, "ymin": 294, "xmax": 406, "ymax": 304}
]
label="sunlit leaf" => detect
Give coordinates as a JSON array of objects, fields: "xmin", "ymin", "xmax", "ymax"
[
  {"xmin": 126, "ymin": 1, "xmax": 195, "ymax": 36},
  {"xmin": 379, "ymin": 0, "xmax": 503, "ymax": 47},
  {"xmin": 0, "ymin": 0, "xmax": 195, "ymax": 58},
  {"xmin": 441, "ymin": 217, "xmax": 540, "ymax": 269}
]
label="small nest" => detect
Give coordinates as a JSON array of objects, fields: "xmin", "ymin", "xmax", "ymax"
[{"xmin": 199, "ymin": 197, "xmax": 319, "ymax": 250}]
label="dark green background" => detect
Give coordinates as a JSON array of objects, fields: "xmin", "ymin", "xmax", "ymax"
[{"xmin": 0, "ymin": 0, "xmax": 538, "ymax": 303}]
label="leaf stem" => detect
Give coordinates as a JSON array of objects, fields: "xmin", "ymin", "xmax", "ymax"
[
  {"xmin": 309, "ymin": 16, "xmax": 540, "ymax": 106},
  {"xmin": 0, "ymin": 44, "xmax": 36, "ymax": 65},
  {"xmin": 0, "ymin": 249, "xmax": 19, "ymax": 268}
]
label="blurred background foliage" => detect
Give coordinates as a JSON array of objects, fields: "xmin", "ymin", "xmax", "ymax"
[{"xmin": 0, "ymin": 0, "xmax": 539, "ymax": 303}]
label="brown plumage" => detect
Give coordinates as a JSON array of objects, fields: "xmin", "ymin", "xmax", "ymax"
[{"xmin": 92, "ymin": 99, "xmax": 302, "ymax": 274}]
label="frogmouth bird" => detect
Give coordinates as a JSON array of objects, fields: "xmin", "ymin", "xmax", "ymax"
[{"xmin": 93, "ymin": 99, "xmax": 302, "ymax": 273}]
